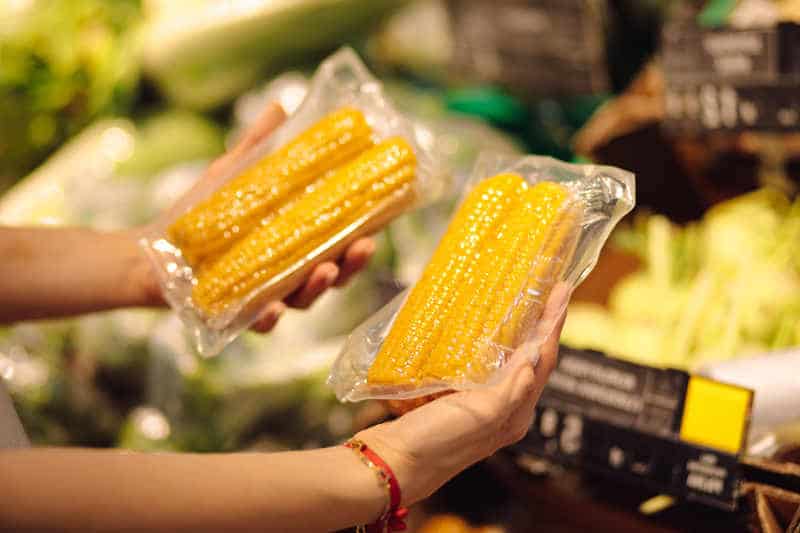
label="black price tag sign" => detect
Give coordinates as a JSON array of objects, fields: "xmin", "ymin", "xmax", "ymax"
[
  {"xmin": 662, "ymin": 22, "xmax": 800, "ymax": 132},
  {"xmin": 662, "ymin": 25, "xmax": 778, "ymax": 84},
  {"xmin": 544, "ymin": 349, "xmax": 687, "ymax": 437},
  {"xmin": 447, "ymin": 0, "xmax": 609, "ymax": 96},
  {"xmin": 664, "ymin": 83, "xmax": 800, "ymax": 132},
  {"xmin": 517, "ymin": 348, "xmax": 752, "ymax": 510}
]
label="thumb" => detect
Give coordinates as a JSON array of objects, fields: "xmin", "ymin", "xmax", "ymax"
[{"xmin": 507, "ymin": 282, "xmax": 571, "ymax": 370}]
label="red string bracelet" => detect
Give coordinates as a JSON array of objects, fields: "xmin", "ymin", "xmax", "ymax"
[{"xmin": 344, "ymin": 438, "xmax": 408, "ymax": 533}]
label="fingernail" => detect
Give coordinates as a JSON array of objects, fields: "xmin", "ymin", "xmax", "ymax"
[
  {"xmin": 361, "ymin": 239, "xmax": 376, "ymax": 255},
  {"xmin": 324, "ymin": 268, "xmax": 339, "ymax": 285},
  {"xmin": 268, "ymin": 101, "xmax": 286, "ymax": 117},
  {"xmin": 269, "ymin": 301, "xmax": 286, "ymax": 317},
  {"xmin": 515, "ymin": 342, "xmax": 540, "ymax": 366}
]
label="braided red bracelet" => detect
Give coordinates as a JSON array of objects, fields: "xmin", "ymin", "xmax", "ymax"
[{"xmin": 344, "ymin": 438, "xmax": 408, "ymax": 533}]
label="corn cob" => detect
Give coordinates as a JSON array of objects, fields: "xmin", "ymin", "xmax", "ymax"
[
  {"xmin": 496, "ymin": 185, "xmax": 580, "ymax": 348},
  {"xmin": 421, "ymin": 187, "xmax": 546, "ymax": 381},
  {"xmin": 368, "ymin": 178, "xmax": 578, "ymax": 387},
  {"xmin": 193, "ymin": 137, "xmax": 417, "ymax": 316},
  {"xmin": 168, "ymin": 107, "xmax": 374, "ymax": 264},
  {"xmin": 367, "ymin": 174, "xmax": 527, "ymax": 385}
]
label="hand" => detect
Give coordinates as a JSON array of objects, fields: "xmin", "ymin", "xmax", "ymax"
[
  {"xmin": 137, "ymin": 103, "xmax": 376, "ymax": 332},
  {"xmin": 356, "ymin": 284, "xmax": 570, "ymax": 506}
]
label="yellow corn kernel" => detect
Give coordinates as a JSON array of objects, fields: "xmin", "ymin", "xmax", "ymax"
[
  {"xmin": 425, "ymin": 181, "xmax": 577, "ymax": 381},
  {"xmin": 496, "ymin": 185, "xmax": 580, "ymax": 348},
  {"xmin": 168, "ymin": 107, "xmax": 374, "ymax": 264},
  {"xmin": 193, "ymin": 137, "xmax": 417, "ymax": 316},
  {"xmin": 368, "ymin": 179, "xmax": 580, "ymax": 387},
  {"xmin": 420, "ymin": 186, "xmax": 543, "ymax": 381},
  {"xmin": 367, "ymin": 173, "xmax": 527, "ymax": 386}
]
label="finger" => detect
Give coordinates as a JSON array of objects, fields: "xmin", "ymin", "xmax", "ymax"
[
  {"xmin": 500, "ymin": 283, "xmax": 571, "ymax": 411},
  {"xmin": 507, "ymin": 302, "xmax": 568, "ymax": 440},
  {"xmin": 507, "ymin": 361, "xmax": 537, "ymax": 408},
  {"xmin": 502, "ymin": 291, "xmax": 569, "ymax": 446},
  {"xmin": 168, "ymin": 103, "xmax": 287, "ymax": 220},
  {"xmin": 474, "ymin": 361, "xmax": 537, "ymax": 451},
  {"xmin": 250, "ymin": 301, "xmax": 287, "ymax": 333},
  {"xmin": 208, "ymin": 102, "xmax": 287, "ymax": 178},
  {"xmin": 335, "ymin": 238, "xmax": 376, "ymax": 287},
  {"xmin": 535, "ymin": 283, "xmax": 571, "ymax": 377},
  {"xmin": 508, "ymin": 283, "xmax": 571, "ymax": 367},
  {"xmin": 541, "ymin": 283, "xmax": 571, "ymax": 330},
  {"xmin": 231, "ymin": 102, "xmax": 287, "ymax": 156},
  {"xmin": 285, "ymin": 262, "xmax": 339, "ymax": 309},
  {"xmin": 504, "ymin": 366, "xmax": 542, "ymax": 446}
]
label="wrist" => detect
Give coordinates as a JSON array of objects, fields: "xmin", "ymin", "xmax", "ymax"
[
  {"xmin": 355, "ymin": 425, "xmax": 431, "ymax": 507},
  {"xmin": 344, "ymin": 436, "xmax": 412, "ymax": 532},
  {"xmin": 328, "ymin": 445, "xmax": 388, "ymax": 524},
  {"xmin": 118, "ymin": 228, "xmax": 165, "ymax": 308}
]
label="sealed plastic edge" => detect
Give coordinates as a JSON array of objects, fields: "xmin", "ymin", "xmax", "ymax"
[
  {"xmin": 329, "ymin": 154, "xmax": 635, "ymax": 401},
  {"xmin": 143, "ymin": 47, "xmax": 448, "ymax": 356}
]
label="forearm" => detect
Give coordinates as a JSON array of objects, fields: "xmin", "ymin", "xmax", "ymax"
[
  {"xmin": 0, "ymin": 227, "xmax": 159, "ymax": 322},
  {"xmin": 0, "ymin": 446, "xmax": 385, "ymax": 532}
]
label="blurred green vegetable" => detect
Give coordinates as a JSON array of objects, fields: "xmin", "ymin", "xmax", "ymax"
[
  {"xmin": 142, "ymin": 0, "xmax": 409, "ymax": 109},
  {"xmin": 0, "ymin": 109, "xmax": 221, "ymax": 228},
  {"xmin": 0, "ymin": 321, "xmax": 123, "ymax": 446},
  {"xmin": 117, "ymin": 406, "xmax": 178, "ymax": 451},
  {"xmin": 145, "ymin": 314, "xmax": 361, "ymax": 452},
  {"xmin": 0, "ymin": 0, "xmax": 142, "ymax": 186},
  {"xmin": 0, "ymin": 107, "xmax": 221, "ymax": 447},
  {"xmin": 117, "ymin": 110, "xmax": 224, "ymax": 178},
  {"xmin": 563, "ymin": 189, "xmax": 800, "ymax": 369}
]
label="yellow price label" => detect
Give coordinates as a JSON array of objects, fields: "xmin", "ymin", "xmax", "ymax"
[{"xmin": 679, "ymin": 376, "xmax": 752, "ymax": 455}]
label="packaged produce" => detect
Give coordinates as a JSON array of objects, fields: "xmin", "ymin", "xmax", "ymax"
[
  {"xmin": 142, "ymin": 48, "xmax": 444, "ymax": 355},
  {"xmin": 330, "ymin": 155, "xmax": 634, "ymax": 402}
]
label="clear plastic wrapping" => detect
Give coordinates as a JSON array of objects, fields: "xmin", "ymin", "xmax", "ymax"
[
  {"xmin": 329, "ymin": 154, "xmax": 635, "ymax": 402},
  {"xmin": 141, "ymin": 48, "xmax": 445, "ymax": 356}
]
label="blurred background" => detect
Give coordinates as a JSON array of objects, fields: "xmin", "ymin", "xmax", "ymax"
[{"xmin": 1, "ymin": 1, "xmax": 799, "ymax": 531}]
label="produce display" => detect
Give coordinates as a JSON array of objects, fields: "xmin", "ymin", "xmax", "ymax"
[
  {"xmin": 4, "ymin": 2, "xmax": 800, "ymax": 529},
  {"xmin": 141, "ymin": 0, "xmax": 409, "ymax": 109},
  {"xmin": 563, "ymin": 188, "xmax": 800, "ymax": 369},
  {"xmin": 141, "ymin": 314, "xmax": 363, "ymax": 452},
  {"xmin": 0, "ymin": 0, "xmax": 142, "ymax": 185},
  {"xmin": 331, "ymin": 156, "xmax": 634, "ymax": 403}
]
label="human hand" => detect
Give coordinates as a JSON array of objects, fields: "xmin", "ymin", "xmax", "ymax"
[
  {"xmin": 135, "ymin": 103, "xmax": 376, "ymax": 332},
  {"xmin": 356, "ymin": 284, "xmax": 570, "ymax": 506}
]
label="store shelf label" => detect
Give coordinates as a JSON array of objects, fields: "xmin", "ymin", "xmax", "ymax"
[
  {"xmin": 664, "ymin": 83, "xmax": 800, "ymax": 132},
  {"xmin": 518, "ymin": 347, "xmax": 753, "ymax": 510},
  {"xmin": 679, "ymin": 376, "xmax": 752, "ymax": 455},
  {"xmin": 663, "ymin": 25, "xmax": 778, "ymax": 84},
  {"xmin": 662, "ymin": 22, "xmax": 800, "ymax": 132}
]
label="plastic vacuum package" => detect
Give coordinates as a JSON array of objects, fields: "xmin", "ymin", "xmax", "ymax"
[
  {"xmin": 142, "ymin": 48, "xmax": 445, "ymax": 356},
  {"xmin": 330, "ymin": 154, "xmax": 635, "ymax": 404}
]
